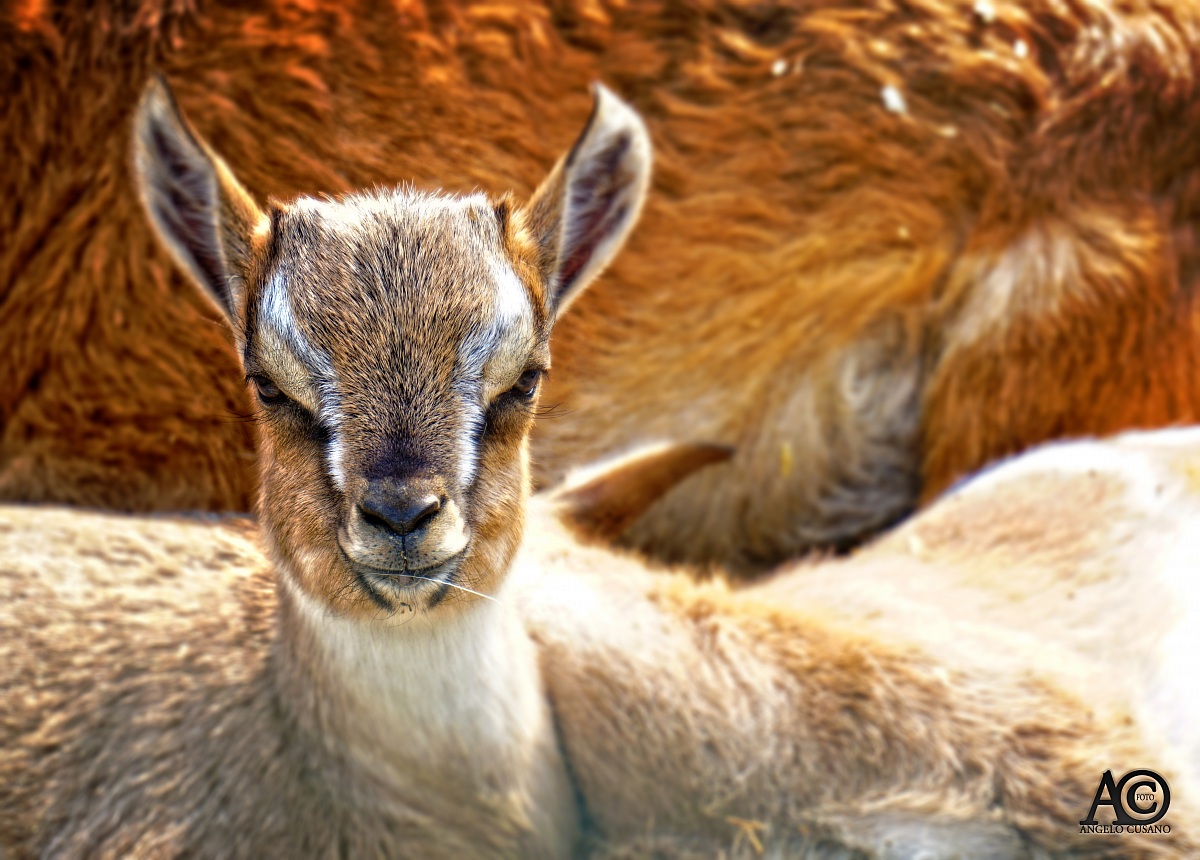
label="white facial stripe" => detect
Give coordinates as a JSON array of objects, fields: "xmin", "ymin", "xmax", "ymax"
[
  {"xmin": 454, "ymin": 262, "xmax": 535, "ymax": 401},
  {"xmin": 324, "ymin": 408, "xmax": 348, "ymax": 492},
  {"xmin": 257, "ymin": 273, "xmax": 347, "ymax": 491},
  {"xmin": 452, "ymin": 260, "xmax": 535, "ymax": 491},
  {"xmin": 480, "ymin": 260, "xmax": 537, "ymax": 396},
  {"xmin": 258, "ymin": 274, "xmax": 329, "ymax": 406},
  {"xmin": 456, "ymin": 402, "xmax": 485, "ymax": 491}
]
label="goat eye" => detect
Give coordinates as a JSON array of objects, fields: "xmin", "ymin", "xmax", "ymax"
[
  {"xmin": 250, "ymin": 375, "xmax": 288, "ymax": 407},
  {"xmin": 509, "ymin": 369, "xmax": 542, "ymax": 399}
]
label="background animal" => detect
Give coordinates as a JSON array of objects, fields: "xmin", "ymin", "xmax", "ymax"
[
  {"xmin": 6, "ymin": 0, "xmax": 1200, "ymax": 571},
  {"xmin": 757, "ymin": 425, "xmax": 1200, "ymax": 785}
]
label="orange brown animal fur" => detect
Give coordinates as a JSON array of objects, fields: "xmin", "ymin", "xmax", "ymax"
[{"xmin": 5, "ymin": 1, "xmax": 1200, "ymax": 572}]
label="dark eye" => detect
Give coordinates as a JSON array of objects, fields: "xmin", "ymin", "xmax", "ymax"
[
  {"xmin": 249, "ymin": 374, "xmax": 289, "ymax": 407},
  {"xmin": 509, "ymin": 369, "xmax": 542, "ymax": 399}
]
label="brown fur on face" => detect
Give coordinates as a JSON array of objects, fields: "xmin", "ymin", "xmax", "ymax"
[
  {"xmin": 6, "ymin": 1, "xmax": 1200, "ymax": 573},
  {"xmin": 0, "ymin": 76, "xmax": 652, "ymax": 859}
]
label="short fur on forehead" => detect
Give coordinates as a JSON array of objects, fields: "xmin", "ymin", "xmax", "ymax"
[
  {"xmin": 244, "ymin": 190, "xmax": 547, "ymax": 483},
  {"xmin": 251, "ymin": 191, "xmax": 546, "ymax": 385}
]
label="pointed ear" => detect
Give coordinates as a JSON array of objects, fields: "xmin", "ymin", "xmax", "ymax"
[
  {"xmin": 131, "ymin": 76, "xmax": 266, "ymax": 321},
  {"xmin": 521, "ymin": 83, "xmax": 651, "ymax": 318},
  {"xmin": 550, "ymin": 442, "xmax": 732, "ymax": 545}
]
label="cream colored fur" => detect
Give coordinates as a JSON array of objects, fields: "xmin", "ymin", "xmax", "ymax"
[
  {"xmin": 775, "ymin": 427, "xmax": 1200, "ymax": 786},
  {"xmin": 0, "ymin": 511, "xmax": 576, "ymax": 858},
  {"xmin": 519, "ymin": 440, "xmax": 1200, "ymax": 858},
  {"xmin": 4, "ymin": 430, "xmax": 1199, "ymax": 857}
]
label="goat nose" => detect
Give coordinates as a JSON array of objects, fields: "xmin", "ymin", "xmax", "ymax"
[{"xmin": 358, "ymin": 484, "xmax": 443, "ymax": 537}]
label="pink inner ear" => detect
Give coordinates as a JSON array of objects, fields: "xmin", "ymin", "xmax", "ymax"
[
  {"xmin": 557, "ymin": 202, "xmax": 631, "ymax": 289},
  {"xmin": 555, "ymin": 131, "xmax": 634, "ymax": 298},
  {"xmin": 145, "ymin": 120, "xmax": 230, "ymax": 310}
]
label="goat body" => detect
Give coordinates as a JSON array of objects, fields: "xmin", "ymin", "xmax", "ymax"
[
  {"xmin": 0, "ymin": 509, "xmax": 575, "ymax": 858},
  {"xmin": 3, "ymin": 438, "xmax": 1197, "ymax": 857},
  {"xmin": 522, "ymin": 428, "xmax": 1200, "ymax": 856}
]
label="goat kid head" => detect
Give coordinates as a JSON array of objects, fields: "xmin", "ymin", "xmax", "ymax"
[{"xmin": 133, "ymin": 77, "xmax": 650, "ymax": 619}]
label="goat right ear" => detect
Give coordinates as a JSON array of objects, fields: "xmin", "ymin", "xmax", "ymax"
[
  {"xmin": 521, "ymin": 84, "xmax": 652, "ymax": 318},
  {"xmin": 132, "ymin": 76, "xmax": 266, "ymax": 322}
]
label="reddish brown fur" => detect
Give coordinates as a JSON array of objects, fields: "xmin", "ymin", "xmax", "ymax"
[{"xmin": 6, "ymin": 1, "xmax": 1200, "ymax": 570}]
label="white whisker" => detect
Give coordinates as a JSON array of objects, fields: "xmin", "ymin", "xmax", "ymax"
[{"xmin": 378, "ymin": 572, "xmax": 501, "ymax": 604}]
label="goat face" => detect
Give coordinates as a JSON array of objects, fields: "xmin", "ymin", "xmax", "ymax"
[
  {"xmin": 247, "ymin": 193, "xmax": 548, "ymax": 614},
  {"xmin": 132, "ymin": 77, "xmax": 650, "ymax": 618}
]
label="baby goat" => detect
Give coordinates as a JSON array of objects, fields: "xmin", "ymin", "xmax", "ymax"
[
  {"xmin": 0, "ymin": 74, "xmax": 657, "ymax": 858},
  {"xmin": 1, "ymin": 80, "xmax": 1194, "ymax": 859}
]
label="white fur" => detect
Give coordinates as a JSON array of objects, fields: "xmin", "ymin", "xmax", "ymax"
[
  {"xmin": 281, "ymin": 572, "xmax": 555, "ymax": 789},
  {"xmin": 257, "ymin": 273, "xmax": 332, "ymax": 387},
  {"xmin": 454, "ymin": 401, "xmax": 485, "ymax": 493},
  {"xmin": 464, "ymin": 259, "xmax": 536, "ymax": 398},
  {"xmin": 556, "ymin": 440, "xmax": 679, "ymax": 494},
  {"xmin": 325, "ymin": 430, "xmax": 348, "ymax": 493},
  {"xmin": 455, "ymin": 258, "xmax": 536, "ymax": 490},
  {"xmin": 923, "ymin": 425, "xmax": 1200, "ymax": 787},
  {"xmin": 947, "ymin": 223, "xmax": 1080, "ymax": 346},
  {"xmin": 948, "ymin": 426, "xmax": 1200, "ymax": 508},
  {"xmin": 1148, "ymin": 518, "xmax": 1200, "ymax": 783},
  {"xmin": 257, "ymin": 272, "xmax": 347, "ymax": 491}
]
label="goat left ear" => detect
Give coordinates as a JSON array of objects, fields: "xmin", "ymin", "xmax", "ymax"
[
  {"xmin": 550, "ymin": 442, "xmax": 733, "ymax": 544},
  {"xmin": 521, "ymin": 84, "xmax": 652, "ymax": 318}
]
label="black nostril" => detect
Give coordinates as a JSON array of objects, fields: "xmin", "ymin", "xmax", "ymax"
[
  {"xmin": 358, "ymin": 489, "xmax": 442, "ymax": 537},
  {"xmin": 408, "ymin": 495, "xmax": 441, "ymax": 531}
]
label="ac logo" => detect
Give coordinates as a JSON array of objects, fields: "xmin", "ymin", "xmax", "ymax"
[{"xmin": 1079, "ymin": 769, "xmax": 1171, "ymax": 835}]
